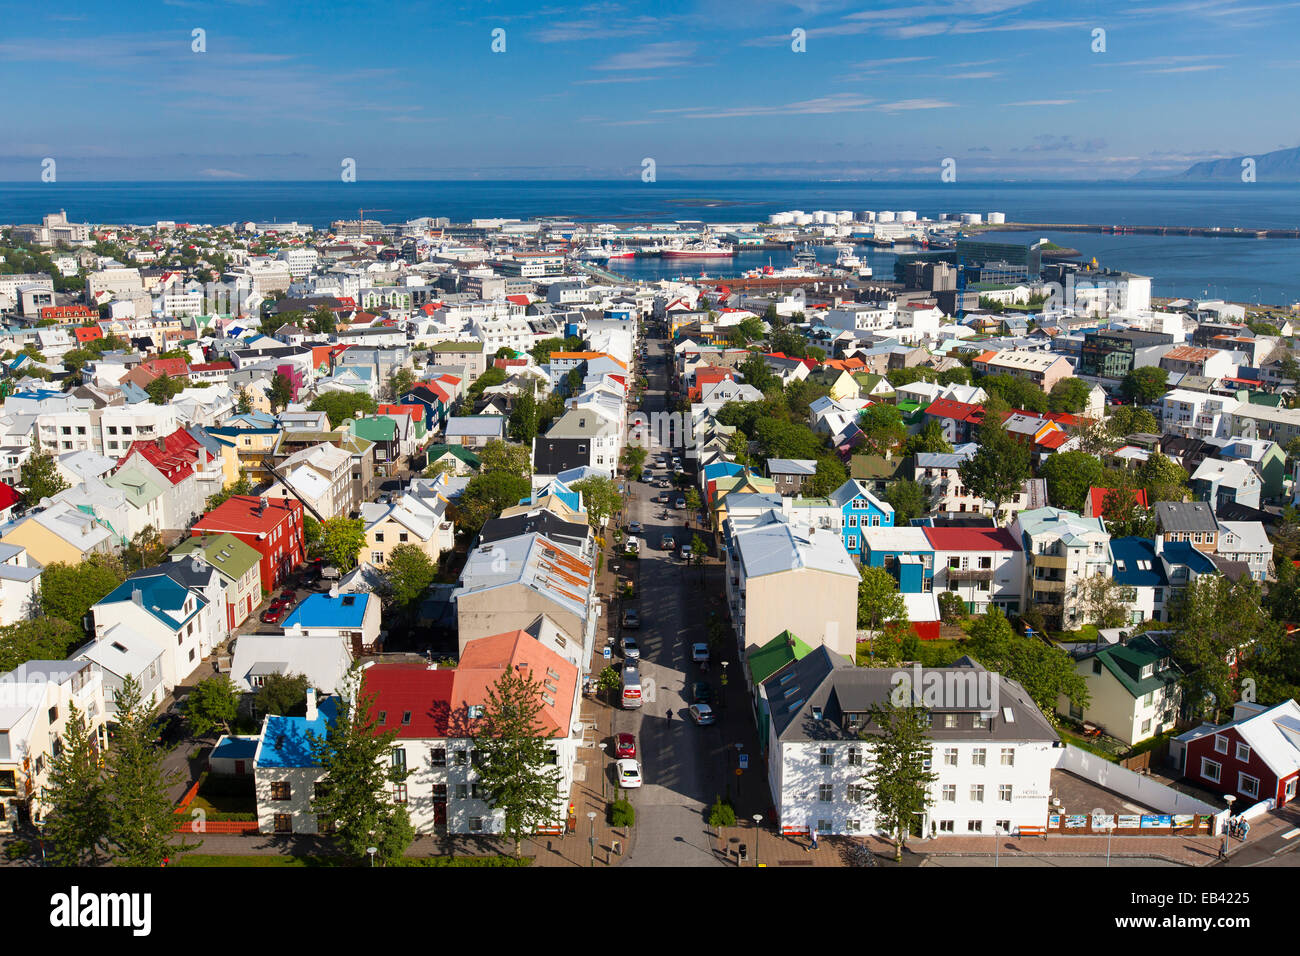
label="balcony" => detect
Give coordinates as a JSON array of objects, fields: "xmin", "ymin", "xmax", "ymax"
[
  {"xmin": 1034, "ymin": 578, "xmax": 1066, "ymax": 593},
  {"xmin": 946, "ymin": 567, "xmax": 994, "ymax": 582}
]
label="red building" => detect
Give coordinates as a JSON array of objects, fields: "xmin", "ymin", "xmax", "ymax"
[
  {"xmin": 40, "ymin": 305, "xmax": 98, "ymax": 324},
  {"xmin": 191, "ymin": 495, "xmax": 305, "ymax": 592},
  {"xmin": 1179, "ymin": 700, "xmax": 1300, "ymax": 808}
]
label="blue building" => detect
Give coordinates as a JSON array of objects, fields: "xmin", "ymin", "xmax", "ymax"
[{"xmin": 859, "ymin": 526, "xmax": 934, "ymax": 592}]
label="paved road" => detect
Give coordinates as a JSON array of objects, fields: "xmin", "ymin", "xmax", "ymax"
[
  {"xmin": 611, "ymin": 328, "xmax": 729, "ymax": 867},
  {"xmin": 920, "ymin": 854, "xmax": 1185, "ymax": 867}
]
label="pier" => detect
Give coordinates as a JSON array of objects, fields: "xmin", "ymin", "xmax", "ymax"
[{"xmin": 975, "ymin": 222, "xmax": 1300, "ymax": 239}]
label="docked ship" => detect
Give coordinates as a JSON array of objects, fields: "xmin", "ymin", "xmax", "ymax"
[
  {"xmin": 835, "ymin": 246, "xmax": 871, "ymax": 277},
  {"xmin": 661, "ymin": 233, "xmax": 734, "ymax": 259},
  {"xmin": 573, "ymin": 244, "xmax": 612, "ymax": 262}
]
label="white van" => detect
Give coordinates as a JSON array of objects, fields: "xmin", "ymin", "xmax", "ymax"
[{"xmin": 621, "ymin": 664, "xmax": 643, "ymax": 709}]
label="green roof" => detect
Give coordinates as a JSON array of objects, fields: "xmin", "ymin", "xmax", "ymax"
[
  {"xmin": 849, "ymin": 455, "xmax": 904, "ymax": 480},
  {"xmin": 431, "ymin": 340, "xmax": 484, "ymax": 352},
  {"xmin": 1089, "ymin": 635, "xmax": 1183, "ymax": 699},
  {"xmin": 352, "ymin": 417, "xmax": 397, "ymax": 441},
  {"xmin": 747, "ymin": 630, "xmax": 815, "ymax": 685},
  {"xmin": 853, "ymin": 372, "xmax": 890, "ymax": 392},
  {"xmin": 171, "ymin": 532, "xmax": 262, "ymax": 581},
  {"xmin": 426, "ymin": 444, "xmax": 481, "ymax": 468},
  {"xmin": 104, "ymin": 466, "xmax": 165, "ymax": 506}
]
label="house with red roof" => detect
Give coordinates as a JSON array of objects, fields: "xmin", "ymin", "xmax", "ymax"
[
  {"xmin": 347, "ymin": 631, "xmax": 580, "ymax": 834},
  {"xmin": 1084, "ymin": 486, "xmax": 1150, "ymax": 521},
  {"xmin": 191, "ymin": 494, "xmax": 305, "ymax": 592},
  {"xmin": 116, "ymin": 427, "xmax": 222, "ymax": 530},
  {"xmin": 923, "ymin": 398, "xmax": 987, "ymax": 444},
  {"xmin": 923, "ymin": 526, "xmax": 1026, "ymax": 616}
]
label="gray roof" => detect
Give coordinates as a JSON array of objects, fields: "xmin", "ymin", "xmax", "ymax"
[
  {"xmin": 768, "ymin": 653, "xmax": 1059, "ymax": 745},
  {"xmin": 767, "ymin": 458, "xmax": 817, "ymax": 476},
  {"xmin": 445, "ymin": 415, "xmax": 505, "ymax": 437},
  {"xmin": 915, "ymin": 450, "xmax": 975, "ymax": 469},
  {"xmin": 1155, "ymin": 500, "xmax": 1218, "ymax": 533}
]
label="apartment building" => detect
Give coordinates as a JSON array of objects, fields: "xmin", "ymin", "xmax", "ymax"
[
  {"xmin": 1010, "ymin": 507, "xmax": 1112, "ymax": 630},
  {"xmin": 972, "ymin": 349, "xmax": 1074, "ymax": 392}
]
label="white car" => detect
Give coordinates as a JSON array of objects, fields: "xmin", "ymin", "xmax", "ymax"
[
  {"xmin": 617, "ymin": 758, "xmax": 643, "ymax": 788},
  {"xmin": 689, "ymin": 704, "xmax": 716, "ymax": 726},
  {"xmin": 692, "ymin": 643, "xmax": 709, "ymax": 663}
]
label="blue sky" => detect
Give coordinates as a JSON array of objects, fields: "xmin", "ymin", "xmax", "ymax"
[{"xmin": 3, "ymin": 0, "xmax": 1298, "ymax": 181}]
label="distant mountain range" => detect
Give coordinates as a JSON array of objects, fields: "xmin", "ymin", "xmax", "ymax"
[{"xmin": 1137, "ymin": 145, "xmax": 1300, "ymax": 181}]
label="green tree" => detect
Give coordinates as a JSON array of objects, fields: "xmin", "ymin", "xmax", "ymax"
[
  {"xmin": 303, "ymin": 514, "xmax": 322, "ymax": 550},
  {"xmin": 1136, "ymin": 452, "xmax": 1189, "ymax": 503},
  {"xmin": 1101, "ymin": 472, "xmax": 1156, "ymax": 538},
  {"xmin": 309, "ymin": 305, "xmax": 337, "ymax": 335},
  {"xmin": 1078, "ymin": 573, "xmax": 1135, "ymax": 629},
  {"xmin": 857, "ymin": 403, "xmax": 906, "ymax": 457},
  {"xmin": 309, "ymin": 391, "xmax": 378, "ymax": 428},
  {"xmin": 1106, "ymin": 404, "xmax": 1159, "ymax": 438},
  {"xmin": 981, "ymin": 373, "xmax": 1048, "ymax": 413},
  {"xmin": 858, "ymin": 566, "xmax": 908, "ymax": 661},
  {"xmin": 254, "ymin": 672, "xmax": 311, "ymax": 718},
  {"xmin": 1120, "ymin": 366, "xmax": 1169, "ymax": 405},
  {"xmin": 313, "ymin": 517, "xmax": 366, "ymax": 571},
  {"xmin": 1168, "ymin": 576, "xmax": 1282, "ymax": 722},
  {"xmin": 957, "ymin": 421, "xmax": 1031, "ymax": 522},
  {"xmin": 235, "ymin": 387, "xmax": 253, "ymax": 414},
  {"xmin": 183, "ymin": 676, "xmax": 239, "ymax": 737},
  {"xmin": 808, "ymin": 454, "xmax": 847, "ymax": 498},
  {"xmin": 268, "ymin": 372, "xmax": 294, "ymax": 411},
  {"xmin": 477, "ymin": 439, "xmax": 532, "ymax": 478},
  {"xmin": 308, "ymin": 670, "xmax": 415, "ymax": 863},
  {"xmin": 472, "ymin": 668, "xmax": 564, "ymax": 858},
  {"xmin": 145, "ymin": 373, "xmax": 187, "ymax": 405},
  {"xmin": 885, "ymin": 478, "xmax": 926, "ymax": 526},
  {"xmin": 685, "ymin": 487, "xmax": 702, "ymax": 512},
  {"xmin": 39, "ymin": 554, "xmax": 127, "ymax": 633},
  {"xmin": 507, "ymin": 389, "xmax": 540, "ymax": 444},
  {"xmin": 0, "ymin": 618, "xmax": 84, "ymax": 672},
  {"xmin": 18, "ymin": 452, "xmax": 69, "ymax": 504},
  {"xmin": 387, "ymin": 366, "xmax": 416, "ymax": 402},
  {"xmin": 571, "ymin": 474, "xmax": 624, "ymax": 528},
  {"xmin": 206, "ymin": 473, "xmax": 253, "ymax": 511},
  {"xmin": 1048, "ymin": 377, "xmax": 1092, "ymax": 414},
  {"xmin": 859, "ymin": 701, "xmax": 938, "ymax": 862},
  {"xmin": 1040, "ymin": 451, "xmax": 1105, "ymax": 512},
  {"xmin": 456, "ymin": 471, "xmax": 531, "ymax": 532},
  {"xmin": 565, "ymin": 367, "xmax": 583, "ymax": 394},
  {"xmin": 903, "ymin": 419, "xmax": 954, "ymax": 457},
  {"xmin": 122, "ymin": 524, "xmax": 167, "ymax": 571},
  {"xmin": 40, "ymin": 701, "xmax": 109, "ymax": 866},
  {"xmin": 965, "ymin": 609, "xmax": 1088, "ymax": 718},
  {"xmin": 378, "ymin": 544, "xmax": 438, "ymax": 618},
  {"xmin": 739, "ymin": 352, "xmax": 777, "ymax": 391},
  {"xmin": 105, "ymin": 676, "xmax": 192, "ymax": 867}
]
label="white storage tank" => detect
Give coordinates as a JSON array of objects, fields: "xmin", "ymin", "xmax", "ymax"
[{"xmin": 987, "ymin": 212, "xmax": 1006, "ymax": 224}]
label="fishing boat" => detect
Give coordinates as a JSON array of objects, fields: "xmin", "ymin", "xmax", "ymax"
[{"xmin": 661, "ymin": 231, "xmax": 734, "ymax": 259}]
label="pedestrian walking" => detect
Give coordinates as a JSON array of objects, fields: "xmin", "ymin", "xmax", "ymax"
[
  {"xmin": 1241, "ymin": 819, "xmax": 1251, "ymax": 841},
  {"xmin": 666, "ymin": 708, "xmax": 673, "ymax": 720},
  {"xmin": 1219, "ymin": 837, "xmax": 1228, "ymax": 861},
  {"xmin": 810, "ymin": 829, "xmax": 819, "ymax": 851}
]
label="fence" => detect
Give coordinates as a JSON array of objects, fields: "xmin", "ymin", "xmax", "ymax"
[{"xmin": 1056, "ymin": 744, "xmax": 1219, "ymax": 817}]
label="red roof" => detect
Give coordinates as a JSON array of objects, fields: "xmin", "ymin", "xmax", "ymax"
[
  {"xmin": 1088, "ymin": 486, "xmax": 1149, "ymax": 517},
  {"xmin": 377, "ymin": 403, "xmax": 423, "ymax": 422},
  {"xmin": 925, "ymin": 398, "xmax": 986, "ymax": 424},
  {"xmin": 1037, "ymin": 431, "xmax": 1071, "ymax": 450},
  {"xmin": 193, "ymin": 495, "xmax": 302, "ymax": 535},
  {"xmin": 922, "ymin": 526, "xmax": 1021, "ymax": 552},
  {"xmin": 189, "ymin": 361, "xmax": 233, "ymax": 373},
  {"xmin": 118, "ymin": 427, "xmax": 207, "ymax": 486},
  {"xmin": 143, "ymin": 357, "xmax": 190, "ymax": 378},
  {"xmin": 363, "ymin": 664, "xmax": 457, "ymax": 738},
  {"xmin": 506, "ymin": 294, "xmax": 531, "ymax": 307},
  {"xmin": 0, "ymin": 481, "xmax": 22, "ymax": 510}
]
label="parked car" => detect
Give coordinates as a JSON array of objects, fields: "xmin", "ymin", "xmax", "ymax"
[
  {"xmin": 661, "ymin": 534, "xmax": 675, "ymax": 551},
  {"xmin": 692, "ymin": 681, "xmax": 713, "ymax": 704},
  {"xmin": 617, "ymin": 758, "xmax": 643, "ymax": 788},
  {"xmin": 151, "ymin": 713, "xmax": 184, "ymax": 746},
  {"xmin": 621, "ymin": 636, "xmax": 640, "ymax": 660},
  {"xmin": 691, "ymin": 642, "xmax": 709, "ymax": 662},
  {"xmin": 622, "ymin": 608, "xmax": 640, "ymax": 630},
  {"xmin": 261, "ymin": 607, "xmax": 287, "ymax": 624},
  {"xmin": 615, "ymin": 732, "xmax": 636, "ymax": 759},
  {"xmin": 627, "ymin": 521, "xmax": 643, "ymax": 534},
  {"xmin": 675, "ymin": 496, "xmax": 686, "ymax": 509},
  {"xmin": 680, "ymin": 543, "xmax": 693, "ymax": 559},
  {"xmin": 688, "ymin": 704, "xmax": 716, "ymax": 726}
]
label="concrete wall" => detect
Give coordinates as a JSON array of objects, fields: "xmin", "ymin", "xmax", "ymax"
[{"xmin": 1055, "ymin": 744, "xmax": 1217, "ymax": 815}]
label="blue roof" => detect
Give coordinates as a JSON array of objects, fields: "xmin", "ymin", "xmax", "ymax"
[
  {"xmin": 282, "ymin": 592, "xmax": 370, "ymax": 629},
  {"xmin": 703, "ymin": 461, "xmax": 744, "ymax": 483},
  {"xmin": 1110, "ymin": 537, "xmax": 1168, "ymax": 587},
  {"xmin": 257, "ymin": 697, "xmax": 339, "ymax": 768},
  {"xmin": 521, "ymin": 478, "xmax": 582, "ymax": 512},
  {"xmin": 1161, "ymin": 540, "xmax": 1217, "ymax": 574},
  {"xmin": 11, "ymin": 388, "xmax": 65, "ymax": 401},
  {"xmin": 211, "ymin": 736, "xmax": 260, "ymax": 761},
  {"xmin": 98, "ymin": 575, "xmax": 205, "ymax": 630}
]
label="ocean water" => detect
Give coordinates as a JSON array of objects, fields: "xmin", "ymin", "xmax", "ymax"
[{"xmin": 1, "ymin": 179, "xmax": 1297, "ymax": 303}]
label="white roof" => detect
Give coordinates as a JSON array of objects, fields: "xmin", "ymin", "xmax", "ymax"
[
  {"xmin": 73, "ymin": 623, "xmax": 163, "ymax": 678},
  {"xmin": 733, "ymin": 517, "xmax": 858, "ymax": 580},
  {"xmin": 229, "ymin": 634, "xmax": 353, "ymax": 694}
]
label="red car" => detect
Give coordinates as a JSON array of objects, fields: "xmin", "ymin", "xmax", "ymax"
[
  {"xmin": 278, "ymin": 589, "xmax": 296, "ymax": 603},
  {"xmin": 615, "ymin": 733, "xmax": 636, "ymax": 759},
  {"xmin": 260, "ymin": 607, "xmax": 286, "ymax": 625}
]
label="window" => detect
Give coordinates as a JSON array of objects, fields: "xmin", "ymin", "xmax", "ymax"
[
  {"xmin": 819, "ymin": 747, "xmax": 833, "ymax": 766},
  {"xmin": 938, "ymin": 820, "xmax": 954, "ymax": 833},
  {"xmin": 270, "ymin": 781, "xmax": 291, "ymax": 801},
  {"xmin": 469, "ymin": 817, "xmax": 484, "ymax": 832},
  {"xmin": 818, "ymin": 784, "xmax": 833, "ymax": 802},
  {"xmin": 470, "ymin": 783, "xmax": 484, "ymax": 800},
  {"xmin": 1201, "ymin": 758, "xmax": 1222, "ymax": 783},
  {"xmin": 1238, "ymin": 773, "xmax": 1260, "ymax": 799},
  {"xmin": 401, "ymin": 711, "xmax": 412, "ymax": 726},
  {"xmin": 375, "ymin": 533, "xmax": 384, "ymax": 542},
  {"xmin": 968, "ymin": 820, "xmax": 984, "ymax": 833},
  {"xmin": 998, "ymin": 785, "xmax": 1012, "ymax": 802},
  {"xmin": 274, "ymin": 813, "xmax": 292, "ymax": 833},
  {"xmin": 391, "ymin": 749, "xmax": 406, "ymax": 769},
  {"xmin": 846, "ymin": 819, "xmax": 861, "ymax": 833},
  {"xmin": 393, "ymin": 784, "xmax": 408, "ymax": 804},
  {"xmin": 1141, "ymin": 719, "xmax": 1152, "ymax": 736},
  {"xmin": 377, "ymin": 711, "xmax": 387, "ymax": 725},
  {"xmin": 431, "ymin": 747, "xmax": 446, "ymax": 767},
  {"xmin": 942, "ymin": 785, "xmax": 957, "ymax": 802},
  {"xmin": 846, "ymin": 784, "xmax": 866, "ymax": 802},
  {"xmin": 943, "ymin": 714, "xmax": 958, "ymax": 729},
  {"xmin": 454, "ymin": 750, "xmax": 467, "ymax": 765},
  {"xmin": 1000, "ymin": 748, "xmax": 1014, "ymax": 767},
  {"xmin": 1214, "ymin": 735, "xmax": 1229, "ymax": 754},
  {"xmin": 996, "ymin": 819, "xmax": 1011, "ymax": 833},
  {"xmin": 970, "ymin": 785, "xmax": 984, "ymax": 802},
  {"xmin": 455, "ymin": 784, "xmax": 468, "ymax": 799},
  {"xmin": 399, "ymin": 532, "xmax": 409, "ymax": 542},
  {"xmin": 1235, "ymin": 742, "xmax": 1252, "ymax": 762},
  {"xmin": 972, "ymin": 748, "xmax": 986, "ymax": 767},
  {"xmin": 845, "ymin": 535, "xmax": 857, "ymax": 550},
  {"xmin": 972, "ymin": 714, "xmax": 989, "ymax": 729},
  {"xmin": 847, "ymin": 747, "xmax": 862, "ymax": 766},
  {"xmin": 48, "ymin": 705, "xmax": 58, "ymax": 723},
  {"xmin": 816, "ymin": 819, "xmax": 832, "ymax": 833},
  {"xmin": 944, "ymin": 748, "xmax": 958, "ymax": 766}
]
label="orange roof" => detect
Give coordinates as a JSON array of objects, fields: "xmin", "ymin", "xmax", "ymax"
[{"xmin": 454, "ymin": 631, "xmax": 578, "ymax": 738}]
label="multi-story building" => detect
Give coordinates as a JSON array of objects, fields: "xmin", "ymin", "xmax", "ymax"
[
  {"xmin": 1059, "ymin": 633, "xmax": 1182, "ymax": 746},
  {"xmin": 169, "ymin": 532, "xmax": 264, "ymax": 631},
  {"xmin": 0, "ymin": 660, "xmax": 107, "ymax": 833},
  {"xmin": 924, "ymin": 526, "xmax": 1025, "ymax": 616},
  {"xmin": 190, "ymin": 495, "xmax": 305, "ymax": 592},
  {"xmin": 763, "ymin": 650, "xmax": 1059, "ymax": 838},
  {"xmin": 1175, "ymin": 700, "xmax": 1300, "ymax": 809},
  {"xmin": 1159, "ymin": 389, "xmax": 1239, "ymax": 440},
  {"xmin": 1010, "ymin": 507, "xmax": 1112, "ymax": 629},
  {"xmin": 971, "ymin": 349, "xmax": 1074, "ymax": 392}
]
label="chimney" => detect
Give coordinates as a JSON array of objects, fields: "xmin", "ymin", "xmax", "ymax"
[
  {"xmin": 305, "ymin": 687, "xmax": 318, "ymax": 721},
  {"xmin": 329, "ymin": 584, "xmax": 339, "ymax": 599},
  {"xmin": 131, "ymin": 588, "xmax": 143, "ymax": 606},
  {"xmin": 1153, "ymin": 534, "xmax": 1164, "ymax": 556},
  {"xmin": 156, "ymin": 436, "xmax": 166, "ymax": 452}
]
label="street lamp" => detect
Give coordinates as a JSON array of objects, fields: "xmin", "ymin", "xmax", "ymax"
[
  {"xmin": 994, "ymin": 823, "xmax": 1001, "ymax": 868},
  {"xmin": 1091, "ymin": 807, "xmax": 1116, "ymax": 867},
  {"xmin": 1224, "ymin": 794, "xmax": 1237, "ymax": 839},
  {"xmin": 597, "ymin": 742, "xmax": 608, "ymax": 800},
  {"xmin": 752, "ymin": 814, "xmax": 763, "ymax": 868},
  {"xmin": 366, "ymin": 846, "xmax": 377, "ymax": 867},
  {"xmin": 587, "ymin": 811, "xmax": 598, "ymax": 867}
]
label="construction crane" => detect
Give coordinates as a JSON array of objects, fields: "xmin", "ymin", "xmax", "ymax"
[{"xmin": 358, "ymin": 208, "xmax": 391, "ymax": 221}]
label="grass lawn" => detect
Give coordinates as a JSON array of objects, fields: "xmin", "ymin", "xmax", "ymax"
[
  {"xmin": 1057, "ymin": 725, "xmax": 1126, "ymax": 761},
  {"xmin": 172, "ymin": 854, "xmax": 532, "ymax": 867},
  {"xmin": 1053, "ymin": 624, "xmax": 1099, "ymax": 643}
]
